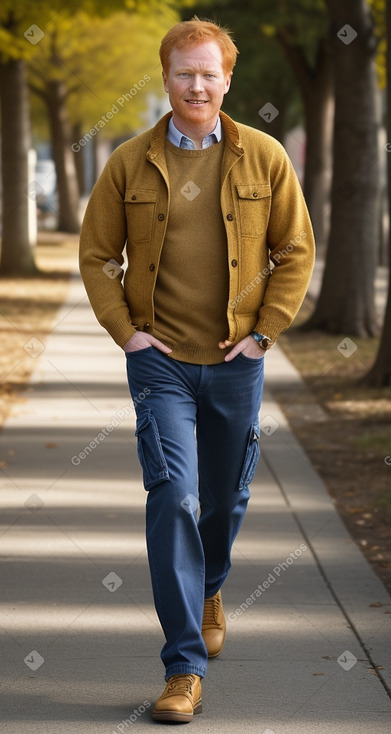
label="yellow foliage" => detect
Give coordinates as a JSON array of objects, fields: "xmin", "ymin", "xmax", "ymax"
[{"xmin": 28, "ymin": 6, "xmax": 178, "ymax": 138}]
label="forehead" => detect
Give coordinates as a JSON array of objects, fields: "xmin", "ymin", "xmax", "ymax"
[{"xmin": 169, "ymin": 41, "xmax": 224, "ymax": 71}]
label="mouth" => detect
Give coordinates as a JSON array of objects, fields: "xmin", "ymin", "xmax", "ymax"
[{"xmin": 185, "ymin": 100, "xmax": 208, "ymax": 105}]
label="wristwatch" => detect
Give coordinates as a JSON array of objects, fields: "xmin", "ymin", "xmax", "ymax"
[{"xmin": 250, "ymin": 331, "xmax": 273, "ymax": 351}]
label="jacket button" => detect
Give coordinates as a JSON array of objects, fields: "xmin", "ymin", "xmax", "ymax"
[
  {"xmin": 158, "ymin": 213, "xmax": 165, "ymax": 221},
  {"xmin": 226, "ymin": 213, "xmax": 234, "ymax": 221},
  {"xmin": 143, "ymin": 322, "xmax": 150, "ymax": 331},
  {"xmin": 131, "ymin": 194, "xmax": 136, "ymax": 200},
  {"xmin": 231, "ymin": 259, "xmax": 238, "ymax": 267},
  {"xmin": 252, "ymin": 192, "xmax": 258, "ymax": 197},
  {"xmin": 149, "ymin": 263, "xmax": 155, "ymax": 271}
]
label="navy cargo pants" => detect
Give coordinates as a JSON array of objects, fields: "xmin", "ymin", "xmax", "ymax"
[{"xmin": 126, "ymin": 346, "xmax": 264, "ymax": 680}]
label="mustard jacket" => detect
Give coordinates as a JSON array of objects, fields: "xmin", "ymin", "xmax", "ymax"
[{"xmin": 79, "ymin": 111, "xmax": 315, "ymax": 348}]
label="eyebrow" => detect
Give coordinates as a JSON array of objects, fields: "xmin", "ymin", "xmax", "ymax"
[{"xmin": 176, "ymin": 68, "xmax": 220, "ymax": 74}]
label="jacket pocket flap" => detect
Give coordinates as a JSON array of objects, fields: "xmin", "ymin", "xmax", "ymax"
[
  {"xmin": 236, "ymin": 184, "xmax": 271, "ymax": 200},
  {"xmin": 124, "ymin": 189, "xmax": 158, "ymax": 203}
]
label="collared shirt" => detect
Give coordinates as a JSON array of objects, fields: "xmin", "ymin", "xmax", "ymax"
[{"xmin": 167, "ymin": 116, "xmax": 222, "ymax": 149}]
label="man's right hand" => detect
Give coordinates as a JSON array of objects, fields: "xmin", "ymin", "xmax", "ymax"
[{"xmin": 123, "ymin": 331, "xmax": 172, "ymax": 354}]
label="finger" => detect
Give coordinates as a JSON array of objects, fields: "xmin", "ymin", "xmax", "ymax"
[
  {"xmin": 149, "ymin": 336, "xmax": 172, "ymax": 353},
  {"xmin": 218, "ymin": 339, "xmax": 232, "ymax": 349},
  {"xmin": 224, "ymin": 345, "xmax": 240, "ymax": 362}
]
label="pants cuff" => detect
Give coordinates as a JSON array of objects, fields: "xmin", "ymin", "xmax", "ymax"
[{"xmin": 165, "ymin": 663, "xmax": 207, "ymax": 681}]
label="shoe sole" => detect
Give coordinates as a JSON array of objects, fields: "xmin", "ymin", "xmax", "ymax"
[
  {"xmin": 152, "ymin": 699, "xmax": 202, "ymax": 722},
  {"xmin": 208, "ymin": 645, "xmax": 224, "ymax": 658}
]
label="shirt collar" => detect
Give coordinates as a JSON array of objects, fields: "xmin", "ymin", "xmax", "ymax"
[{"xmin": 167, "ymin": 116, "xmax": 222, "ymax": 148}]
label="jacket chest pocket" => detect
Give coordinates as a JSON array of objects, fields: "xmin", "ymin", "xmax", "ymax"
[
  {"xmin": 124, "ymin": 189, "xmax": 158, "ymax": 244},
  {"xmin": 236, "ymin": 184, "xmax": 271, "ymax": 238}
]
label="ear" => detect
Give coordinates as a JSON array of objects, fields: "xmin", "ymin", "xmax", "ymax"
[
  {"xmin": 162, "ymin": 69, "xmax": 169, "ymax": 93},
  {"xmin": 224, "ymin": 71, "xmax": 232, "ymax": 95}
]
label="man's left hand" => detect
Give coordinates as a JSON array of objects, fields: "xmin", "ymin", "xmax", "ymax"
[{"xmin": 218, "ymin": 335, "xmax": 265, "ymax": 362}]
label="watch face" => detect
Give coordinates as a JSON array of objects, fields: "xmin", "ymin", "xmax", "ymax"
[{"xmin": 251, "ymin": 332, "xmax": 272, "ymax": 349}]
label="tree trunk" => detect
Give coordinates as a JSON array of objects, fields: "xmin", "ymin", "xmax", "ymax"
[
  {"xmin": 46, "ymin": 80, "xmax": 80, "ymax": 233},
  {"xmin": 277, "ymin": 34, "xmax": 334, "ymax": 252},
  {"xmin": 72, "ymin": 122, "xmax": 85, "ymax": 196},
  {"xmin": 363, "ymin": 0, "xmax": 391, "ymax": 386},
  {"xmin": 306, "ymin": 0, "xmax": 379, "ymax": 336},
  {"xmin": 302, "ymin": 55, "xmax": 334, "ymax": 251},
  {"xmin": 0, "ymin": 58, "xmax": 37, "ymax": 275}
]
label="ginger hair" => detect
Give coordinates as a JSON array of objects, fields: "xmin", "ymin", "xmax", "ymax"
[{"xmin": 159, "ymin": 16, "xmax": 239, "ymax": 75}]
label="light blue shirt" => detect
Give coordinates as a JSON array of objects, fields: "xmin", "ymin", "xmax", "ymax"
[{"xmin": 167, "ymin": 116, "xmax": 222, "ymax": 149}]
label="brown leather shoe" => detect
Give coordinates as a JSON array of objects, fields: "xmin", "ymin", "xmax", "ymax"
[
  {"xmin": 201, "ymin": 589, "xmax": 226, "ymax": 658},
  {"xmin": 152, "ymin": 673, "xmax": 202, "ymax": 722}
]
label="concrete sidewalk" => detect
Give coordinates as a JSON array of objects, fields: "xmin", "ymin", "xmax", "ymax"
[{"xmin": 1, "ymin": 272, "xmax": 391, "ymax": 734}]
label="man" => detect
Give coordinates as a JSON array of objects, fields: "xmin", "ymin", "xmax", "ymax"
[{"xmin": 79, "ymin": 17, "xmax": 315, "ymax": 724}]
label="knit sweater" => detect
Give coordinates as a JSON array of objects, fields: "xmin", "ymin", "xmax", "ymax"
[
  {"xmin": 152, "ymin": 139, "xmax": 228, "ymax": 364},
  {"xmin": 79, "ymin": 111, "xmax": 315, "ymax": 351}
]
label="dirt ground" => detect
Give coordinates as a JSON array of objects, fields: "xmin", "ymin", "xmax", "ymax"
[
  {"xmin": 1, "ymin": 244, "xmax": 390, "ymax": 595},
  {"xmin": 278, "ymin": 299, "xmax": 391, "ymax": 595}
]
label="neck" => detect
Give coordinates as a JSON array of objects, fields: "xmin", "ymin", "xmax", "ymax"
[{"xmin": 171, "ymin": 113, "xmax": 219, "ymax": 150}]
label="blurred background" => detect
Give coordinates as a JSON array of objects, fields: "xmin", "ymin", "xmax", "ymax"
[{"xmin": 0, "ymin": 1, "xmax": 390, "ymax": 587}]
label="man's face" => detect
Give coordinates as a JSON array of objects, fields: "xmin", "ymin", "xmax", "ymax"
[{"xmin": 162, "ymin": 41, "xmax": 232, "ymax": 131}]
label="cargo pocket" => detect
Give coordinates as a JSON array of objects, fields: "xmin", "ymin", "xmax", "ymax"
[
  {"xmin": 135, "ymin": 409, "xmax": 170, "ymax": 490},
  {"xmin": 238, "ymin": 418, "xmax": 260, "ymax": 491}
]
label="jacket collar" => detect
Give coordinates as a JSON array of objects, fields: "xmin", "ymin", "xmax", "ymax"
[{"xmin": 146, "ymin": 109, "xmax": 244, "ymax": 163}]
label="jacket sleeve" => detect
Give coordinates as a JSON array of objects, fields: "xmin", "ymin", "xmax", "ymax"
[
  {"xmin": 254, "ymin": 144, "xmax": 315, "ymax": 343},
  {"xmin": 79, "ymin": 147, "xmax": 137, "ymax": 348}
]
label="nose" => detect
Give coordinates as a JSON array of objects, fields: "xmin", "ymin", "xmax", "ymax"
[{"xmin": 189, "ymin": 74, "xmax": 204, "ymax": 93}]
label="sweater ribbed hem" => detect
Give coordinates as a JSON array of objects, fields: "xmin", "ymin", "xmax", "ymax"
[{"xmin": 168, "ymin": 345, "xmax": 227, "ymax": 365}]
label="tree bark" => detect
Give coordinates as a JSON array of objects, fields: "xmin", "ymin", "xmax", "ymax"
[
  {"xmin": 364, "ymin": 0, "xmax": 391, "ymax": 386},
  {"xmin": 302, "ymin": 50, "xmax": 334, "ymax": 252},
  {"xmin": 46, "ymin": 79, "xmax": 80, "ymax": 233},
  {"xmin": 72, "ymin": 122, "xmax": 86, "ymax": 197},
  {"xmin": 0, "ymin": 58, "xmax": 37, "ymax": 275},
  {"xmin": 306, "ymin": 0, "xmax": 379, "ymax": 336},
  {"xmin": 277, "ymin": 34, "xmax": 334, "ymax": 250}
]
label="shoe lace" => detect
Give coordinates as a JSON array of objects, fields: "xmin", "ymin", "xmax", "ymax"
[
  {"xmin": 167, "ymin": 674, "xmax": 195, "ymax": 694},
  {"xmin": 202, "ymin": 594, "xmax": 220, "ymax": 629}
]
